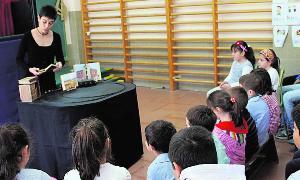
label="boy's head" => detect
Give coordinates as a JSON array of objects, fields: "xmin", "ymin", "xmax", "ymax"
[
  {"xmin": 227, "ymin": 86, "xmax": 248, "ymax": 110},
  {"xmin": 239, "ymin": 74, "xmax": 247, "ymax": 87},
  {"xmin": 240, "ymin": 73, "xmax": 261, "ymax": 98},
  {"xmin": 169, "ymin": 126, "xmax": 217, "ymax": 179},
  {"xmin": 185, "ymin": 105, "xmax": 217, "ymax": 131},
  {"xmin": 145, "ymin": 120, "xmax": 176, "ymax": 154},
  {"xmin": 293, "ymin": 104, "xmax": 300, "ymax": 149}
]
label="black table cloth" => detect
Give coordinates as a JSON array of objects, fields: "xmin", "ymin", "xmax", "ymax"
[{"xmin": 18, "ymin": 82, "xmax": 143, "ymax": 179}]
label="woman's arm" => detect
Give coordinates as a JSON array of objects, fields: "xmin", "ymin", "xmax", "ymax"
[{"xmin": 55, "ymin": 33, "xmax": 65, "ymax": 65}]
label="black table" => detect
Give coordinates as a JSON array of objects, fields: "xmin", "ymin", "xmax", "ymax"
[{"xmin": 18, "ymin": 82, "xmax": 143, "ymax": 179}]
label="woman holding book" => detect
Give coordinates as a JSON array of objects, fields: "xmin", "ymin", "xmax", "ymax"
[{"xmin": 16, "ymin": 5, "xmax": 65, "ymax": 93}]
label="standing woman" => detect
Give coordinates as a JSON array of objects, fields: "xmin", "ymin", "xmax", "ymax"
[{"xmin": 16, "ymin": 5, "xmax": 65, "ymax": 93}]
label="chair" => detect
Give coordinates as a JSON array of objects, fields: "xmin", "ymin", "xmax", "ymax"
[{"xmin": 277, "ymin": 68, "xmax": 285, "ymax": 108}]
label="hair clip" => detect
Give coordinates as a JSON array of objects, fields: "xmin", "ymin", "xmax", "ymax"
[
  {"xmin": 235, "ymin": 41, "xmax": 248, "ymax": 52},
  {"xmin": 260, "ymin": 49, "xmax": 274, "ymax": 62},
  {"xmin": 230, "ymin": 97, "xmax": 236, "ymax": 103}
]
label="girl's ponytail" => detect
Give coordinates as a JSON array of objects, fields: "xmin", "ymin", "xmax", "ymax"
[
  {"xmin": 229, "ymin": 97, "xmax": 243, "ymax": 127},
  {"xmin": 245, "ymin": 46, "xmax": 256, "ymax": 68},
  {"xmin": 71, "ymin": 117, "xmax": 109, "ymax": 180}
]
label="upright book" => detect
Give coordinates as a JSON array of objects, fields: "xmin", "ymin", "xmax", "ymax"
[
  {"xmin": 73, "ymin": 62, "xmax": 101, "ymax": 81},
  {"xmin": 60, "ymin": 72, "xmax": 78, "ymax": 91}
]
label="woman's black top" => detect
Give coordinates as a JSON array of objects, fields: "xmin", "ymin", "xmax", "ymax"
[{"xmin": 16, "ymin": 31, "xmax": 65, "ymax": 93}]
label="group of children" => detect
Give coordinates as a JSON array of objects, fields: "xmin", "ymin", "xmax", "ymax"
[
  {"xmin": 144, "ymin": 40, "xmax": 284, "ymax": 179},
  {"xmin": 0, "ymin": 40, "xmax": 296, "ymax": 180}
]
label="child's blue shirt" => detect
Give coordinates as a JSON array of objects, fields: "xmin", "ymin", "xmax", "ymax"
[
  {"xmin": 246, "ymin": 95, "xmax": 270, "ymax": 146},
  {"xmin": 147, "ymin": 153, "xmax": 175, "ymax": 180}
]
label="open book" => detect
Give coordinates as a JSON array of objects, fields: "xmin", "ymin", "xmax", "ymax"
[{"xmin": 37, "ymin": 64, "xmax": 56, "ymax": 74}]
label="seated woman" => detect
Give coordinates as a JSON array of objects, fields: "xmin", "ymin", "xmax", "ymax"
[
  {"xmin": 64, "ymin": 117, "xmax": 131, "ymax": 180},
  {"xmin": 0, "ymin": 123, "xmax": 53, "ymax": 180}
]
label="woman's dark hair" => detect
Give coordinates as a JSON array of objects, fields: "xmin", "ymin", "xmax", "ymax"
[
  {"xmin": 207, "ymin": 90, "xmax": 243, "ymax": 127},
  {"xmin": 39, "ymin": 5, "xmax": 57, "ymax": 20},
  {"xmin": 71, "ymin": 117, "xmax": 110, "ymax": 180},
  {"xmin": 251, "ymin": 68, "xmax": 274, "ymax": 95},
  {"xmin": 231, "ymin": 40, "xmax": 256, "ymax": 67},
  {"xmin": 0, "ymin": 123, "xmax": 30, "ymax": 180},
  {"xmin": 268, "ymin": 49, "xmax": 280, "ymax": 73}
]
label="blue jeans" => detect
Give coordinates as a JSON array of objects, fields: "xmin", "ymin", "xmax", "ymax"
[{"xmin": 282, "ymin": 84, "xmax": 300, "ymax": 131}]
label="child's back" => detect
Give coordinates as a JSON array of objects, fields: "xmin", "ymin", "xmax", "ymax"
[
  {"xmin": 207, "ymin": 90, "xmax": 248, "ymax": 164},
  {"xmin": 213, "ymin": 120, "xmax": 248, "ymax": 164},
  {"xmin": 262, "ymin": 92, "xmax": 280, "ymax": 135},
  {"xmin": 64, "ymin": 163, "xmax": 131, "ymax": 180},
  {"xmin": 147, "ymin": 153, "xmax": 174, "ymax": 180},
  {"xmin": 242, "ymin": 109, "xmax": 259, "ymax": 162},
  {"xmin": 246, "ymin": 95, "xmax": 270, "ymax": 146}
]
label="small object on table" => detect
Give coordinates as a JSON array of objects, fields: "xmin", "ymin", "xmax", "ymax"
[{"xmin": 18, "ymin": 76, "xmax": 41, "ymax": 102}]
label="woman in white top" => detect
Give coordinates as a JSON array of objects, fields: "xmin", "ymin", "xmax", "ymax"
[
  {"xmin": 257, "ymin": 49, "xmax": 280, "ymax": 91},
  {"xmin": 0, "ymin": 123, "xmax": 52, "ymax": 180},
  {"xmin": 64, "ymin": 117, "xmax": 131, "ymax": 180},
  {"xmin": 207, "ymin": 40, "xmax": 255, "ymax": 96}
]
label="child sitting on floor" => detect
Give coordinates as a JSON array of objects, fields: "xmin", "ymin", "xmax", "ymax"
[
  {"xmin": 64, "ymin": 117, "xmax": 131, "ymax": 180},
  {"xmin": 240, "ymin": 73, "xmax": 270, "ymax": 146},
  {"xmin": 257, "ymin": 49, "xmax": 280, "ymax": 91},
  {"xmin": 169, "ymin": 126, "xmax": 246, "ymax": 180},
  {"xmin": 186, "ymin": 105, "xmax": 229, "ymax": 164},
  {"xmin": 145, "ymin": 120, "xmax": 176, "ymax": 180},
  {"xmin": 0, "ymin": 123, "xmax": 54, "ymax": 180},
  {"xmin": 207, "ymin": 40, "xmax": 255, "ymax": 96},
  {"xmin": 207, "ymin": 90, "xmax": 248, "ymax": 164},
  {"xmin": 227, "ymin": 86, "xmax": 259, "ymax": 162},
  {"xmin": 250, "ymin": 68, "xmax": 281, "ymax": 135}
]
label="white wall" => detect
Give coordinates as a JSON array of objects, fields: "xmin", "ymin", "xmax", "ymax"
[{"xmin": 63, "ymin": 0, "xmax": 81, "ymax": 11}]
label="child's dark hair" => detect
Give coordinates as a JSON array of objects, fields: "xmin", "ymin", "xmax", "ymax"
[
  {"xmin": 186, "ymin": 105, "xmax": 217, "ymax": 132},
  {"xmin": 231, "ymin": 40, "xmax": 256, "ymax": 67},
  {"xmin": 39, "ymin": 5, "xmax": 57, "ymax": 20},
  {"xmin": 240, "ymin": 73, "xmax": 261, "ymax": 95},
  {"xmin": 260, "ymin": 49, "xmax": 280, "ymax": 72},
  {"xmin": 292, "ymin": 103, "xmax": 300, "ymax": 135},
  {"xmin": 71, "ymin": 117, "xmax": 110, "ymax": 180},
  {"xmin": 239, "ymin": 74, "xmax": 247, "ymax": 85},
  {"xmin": 0, "ymin": 123, "xmax": 30, "ymax": 180},
  {"xmin": 207, "ymin": 90, "xmax": 243, "ymax": 127},
  {"xmin": 227, "ymin": 87, "xmax": 248, "ymax": 110},
  {"xmin": 145, "ymin": 120, "xmax": 176, "ymax": 153},
  {"xmin": 168, "ymin": 126, "xmax": 217, "ymax": 170},
  {"xmin": 251, "ymin": 68, "xmax": 274, "ymax": 95}
]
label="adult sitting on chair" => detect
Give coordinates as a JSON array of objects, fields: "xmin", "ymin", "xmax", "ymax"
[{"xmin": 280, "ymin": 75, "xmax": 300, "ymax": 140}]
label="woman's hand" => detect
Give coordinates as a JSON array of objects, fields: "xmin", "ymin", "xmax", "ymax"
[
  {"xmin": 53, "ymin": 62, "xmax": 63, "ymax": 72},
  {"xmin": 29, "ymin": 67, "xmax": 40, "ymax": 76}
]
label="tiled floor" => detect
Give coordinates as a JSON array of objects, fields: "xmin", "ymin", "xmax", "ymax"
[{"xmin": 128, "ymin": 87, "xmax": 294, "ymax": 180}]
